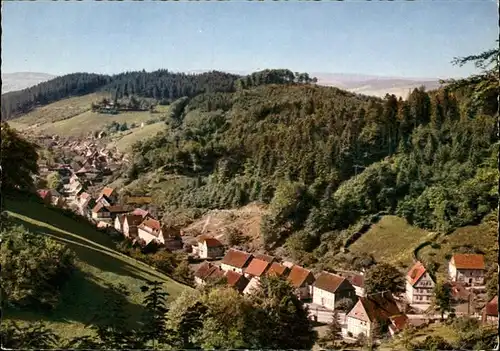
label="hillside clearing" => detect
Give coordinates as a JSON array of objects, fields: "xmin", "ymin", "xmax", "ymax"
[
  {"xmin": 419, "ymin": 212, "xmax": 497, "ymax": 275},
  {"xmin": 8, "ymin": 93, "xmax": 106, "ymax": 130},
  {"xmin": 108, "ymin": 121, "xmax": 166, "ymax": 152},
  {"xmin": 348, "ymin": 215, "xmax": 432, "ymax": 269},
  {"xmin": 3, "ymin": 197, "xmax": 190, "ymax": 341}
]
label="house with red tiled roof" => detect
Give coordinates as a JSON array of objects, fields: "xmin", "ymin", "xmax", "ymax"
[
  {"xmin": 38, "ymin": 189, "xmax": 52, "ymax": 205},
  {"xmin": 286, "ymin": 265, "xmax": 315, "ymax": 300},
  {"xmin": 137, "ymin": 218, "xmax": 183, "ymax": 250},
  {"xmin": 405, "ymin": 261, "xmax": 435, "ymax": 304},
  {"xmin": 253, "ymin": 253, "xmax": 275, "ymax": 264},
  {"xmin": 337, "ymin": 271, "xmax": 366, "ymax": 297},
  {"xmin": 244, "ymin": 258, "xmax": 272, "ymax": 280},
  {"xmin": 312, "ymin": 272, "xmax": 356, "ymax": 310},
  {"xmin": 196, "ymin": 235, "xmax": 224, "ymax": 259},
  {"xmin": 267, "ymin": 262, "xmax": 291, "ymax": 278},
  {"xmin": 114, "ymin": 214, "xmax": 143, "ymax": 238},
  {"xmin": 132, "ymin": 208, "xmax": 153, "ymax": 220},
  {"xmin": 342, "ymin": 293, "xmax": 408, "ymax": 339},
  {"xmin": 448, "ymin": 254, "xmax": 485, "ymax": 286},
  {"xmin": 97, "ymin": 187, "xmax": 117, "ymax": 205},
  {"xmin": 220, "ymin": 249, "xmax": 253, "ymax": 275},
  {"xmin": 482, "ymin": 295, "xmax": 498, "ymax": 325},
  {"xmin": 194, "ymin": 262, "xmax": 225, "ymax": 286},
  {"xmin": 225, "ymin": 270, "xmax": 249, "ymax": 293}
]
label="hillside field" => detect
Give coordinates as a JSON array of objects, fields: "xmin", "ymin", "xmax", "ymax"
[
  {"xmin": 348, "ymin": 215, "xmax": 433, "ymax": 269},
  {"xmin": 8, "ymin": 95, "xmax": 169, "ymax": 139},
  {"xmin": 3, "ymin": 197, "xmax": 190, "ymax": 341},
  {"xmin": 419, "ymin": 212, "xmax": 497, "ymax": 275},
  {"xmin": 108, "ymin": 121, "xmax": 166, "ymax": 152}
]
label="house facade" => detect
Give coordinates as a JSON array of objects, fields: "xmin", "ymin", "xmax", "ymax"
[
  {"xmin": 312, "ymin": 272, "xmax": 357, "ymax": 310},
  {"xmin": 92, "ymin": 203, "xmax": 111, "ymax": 220},
  {"xmin": 198, "ymin": 237, "xmax": 225, "ymax": 259},
  {"xmin": 97, "ymin": 187, "xmax": 117, "ymax": 205},
  {"xmin": 137, "ymin": 219, "xmax": 165, "ymax": 245},
  {"xmin": 220, "ymin": 249, "xmax": 253, "ymax": 274},
  {"xmin": 287, "ymin": 265, "xmax": 316, "ymax": 300},
  {"xmin": 225, "ymin": 270, "xmax": 249, "ymax": 294},
  {"xmin": 448, "ymin": 254, "xmax": 485, "ymax": 286},
  {"xmin": 243, "ymin": 276, "xmax": 261, "ymax": 295},
  {"xmin": 405, "ymin": 261, "xmax": 435, "ymax": 304},
  {"xmin": 342, "ymin": 294, "xmax": 408, "ymax": 339},
  {"xmin": 482, "ymin": 295, "xmax": 498, "ymax": 325},
  {"xmin": 115, "ymin": 214, "xmax": 143, "ymax": 238}
]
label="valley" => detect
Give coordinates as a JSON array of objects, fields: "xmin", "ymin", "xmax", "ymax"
[{"xmin": 1, "ymin": 60, "xmax": 498, "ymax": 350}]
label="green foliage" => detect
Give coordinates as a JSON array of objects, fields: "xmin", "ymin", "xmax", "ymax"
[
  {"xmin": 411, "ymin": 335, "xmax": 454, "ymax": 350},
  {"xmin": 0, "ymin": 224, "xmax": 75, "ymax": 310},
  {"xmin": 0, "ymin": 321, "xmax": 60, "ymax": 349},
  {"xmin": 364, "ymin": 263, "xmax": 404, "ymax": 295},
  {"xmin": 432, "ymin": 282, "xmax": 453, "ymax": 320},
  {"xmin": 1, "ymin": 123, "xmax": 39, "ymax": 191},
  {"xmin": 46, "ymin": 171, "xmax": 62, "ymax": 190}
]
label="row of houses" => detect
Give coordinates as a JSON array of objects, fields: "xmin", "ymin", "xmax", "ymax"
[
  {"xmin": 194, "ymin": 248, "xmax": 407, "ymax": 339},
  {"xmin": 405, "ymin": 254, "xmax": 486, "ymax": 306}
]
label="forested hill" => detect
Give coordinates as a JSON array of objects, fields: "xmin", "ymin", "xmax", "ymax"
[
  {"xmin": 123, "ymin": 49, "xmax": 497, "ymax": 260},
  {"xmin": 1, "ymin": 69, "xmax": 317, "ymax": 120}
]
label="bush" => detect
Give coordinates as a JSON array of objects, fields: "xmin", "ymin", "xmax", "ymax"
[{"xmin": 1, "ymin": 225, "xmax": 75, "ymax": 310}]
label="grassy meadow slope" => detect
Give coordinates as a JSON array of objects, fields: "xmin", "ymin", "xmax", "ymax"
[
  {"xmin": 107, "ymin": 121, "xmax": 166, "ymax": 153},
  {"xmin": 8, "ymin": 93, "xmax": 105, "ymax": 130},
  {"xmin": 3, "ymin": 197, "xmax": 190, "ymax": 340},
  {"xmin": 348, "ymin": 215, "xmax": 433, "ymax": 269}
]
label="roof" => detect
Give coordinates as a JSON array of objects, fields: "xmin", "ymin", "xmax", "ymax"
[
  {"xmin": 80, "ymin": 192, "xmax": 91, "ymax": 200},
  {"xmin": 92, "ymin": 203, "xmax": 107, "ymax": 213},
  {"xmin": 267, "ymin": 262, "xmax": 290, "ymax": 277},
  {"xmin": 245, "ymin": 258, "xmax": 271, "ymax": 277},
  {"xmin": 451, "ymin": 254, "xmax": 485, "ymax": 270},
  {"xmin": 206, "ymin": 265, "xmax": 225, "ymax": 280},
  {"xmin": 225, "ymin": 270, "xmax": 249, "ymax": 293},
  {"xmin": 253, "ymin": 253, "xmax": 275, "ymax": 263},
  {"xmin": 123, "ymin": 214, "xmax": 143, "ymax": 226},
  {"xmin": 221, "ymin": 249, "xmax": 253, "ymax": 269},
  {"xmin": 406, "ymin": 261, "xmax": 427, "ymax": 286},
  {"xmin": 106, "ymin": 205, "xmax": 127, "ymax": 213},
  {"xmin": 195, "ymin": 262, "xmax": 216, "ymax": 279},
  {"xmin": 100, "ymin": 187, "xmax": 115, "ymax": 198},
  {"xmin": 132, "ymin": 208, "xmax": 150, "ymax": 218},
  {"xmin": 37, "ymin": 189, "xmax": 51, "ymax": 199},
  {"xmin": 141, "ymin": 218, "xmax": 161, "ymax": 230},
  {"xmin": 314, "ymin": 272, "xmax": 353, "ymax": 294},
  {"xmin": 204, "ymin": 237, "xmax": 224, "ymax": 248},
  {"xmin": 348, "ymin": 294, "xmax": 406, "ymax": 329},
  {"xmin": 484, "ymin": 296, "xmax": 498, "ymax": 316},
  {"xmin": 287, "ymin": 265, "xmax": 314, "ymax": 288},
  {"xmin": 345, "ymin": 273, "xmax": 365, "ymax": 288}
]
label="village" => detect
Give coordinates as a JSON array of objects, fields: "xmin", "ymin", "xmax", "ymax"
[{"xmin": 35, "ymin": 153, "xmax": 498, "ymax": 345}]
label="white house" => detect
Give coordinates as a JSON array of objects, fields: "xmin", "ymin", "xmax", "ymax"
[
  {"xmin": 114, "ymin": 214, "xmax": 143, "ymax": 238},
  {"xmin": 137, "ymin": 218, "xmax": 166, "ymax": 245},
  {"xmin": 193, "ymin": 235, "xmax": 225, "ymax": 259},
  {"xmin": 312, "ymin": 272, "xmax": 356, "ymax": 310},
  {"xmin": 405, "ymin": 261, "xmax": 435, "ymax": 304},
  {"xmin": 448, "ymin": 254, "xmax": 485, "ymax": 286},
  {"xmin": 342, "ymin": 294, "xmax": 408, "ymax": 339},
  {"xmin": 220, "ymin": 249, "xmax": 253, "ymax": 274}
]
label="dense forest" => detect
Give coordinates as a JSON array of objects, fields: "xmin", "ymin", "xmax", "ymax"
[
  {"xmin": 1, "ymin": 69, "xmax": 316, "ymax": 120},
  {"xmin": 123, "ymin": 46, "xmax": 497, "ymax": 266}
]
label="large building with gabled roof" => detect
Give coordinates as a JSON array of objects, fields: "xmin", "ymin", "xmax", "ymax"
[{"xmin": 405, "ymin": 261, "xmax": 435, "ymax": 304}]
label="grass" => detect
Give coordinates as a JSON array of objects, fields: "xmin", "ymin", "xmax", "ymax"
[
  {"xmin": 109, "ymin": 121, "xmax": 166, "ymax": 152},
  {"xmin": 8, "ymin": 96, "xmax": 170, "ymax": 140},
  {"xmin": 349, "ymin": 215, "xmax": 433, "ymax": 268},
  {"xmin": 8, "ymin": 93, "xmax": 106, "ymax": 129},
  {"xmin": 3, "ymin": 197, "xmax": 190, "ymax": 341},
  {"xmin": 419, "ymin": 212, "xmax": 497, "ymax": 275},
  {"xmin": 382, "ymin": 322, "xmax": 459, "ymax": 350}
]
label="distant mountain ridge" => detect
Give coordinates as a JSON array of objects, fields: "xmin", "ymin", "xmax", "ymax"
[{"xmin": 2, "ymin": 72, "xmax": 56, "ymax": 94}]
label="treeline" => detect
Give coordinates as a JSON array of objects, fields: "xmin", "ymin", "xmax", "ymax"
[
  {"xmin": 125, "ymin": 46, "xmax": 497, "ymax": 260},
  {"xmin": 1, "ymin": 70, "xmax": 240, "ymax": 120},
  {"xmin": 1, "ymin": 69, "xmax": 321, "ymax": 121}
]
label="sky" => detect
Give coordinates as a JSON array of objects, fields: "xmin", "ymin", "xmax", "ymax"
[{"xmin": 2, "ymin": 1, "xmax": 498, "ymax": 79}]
